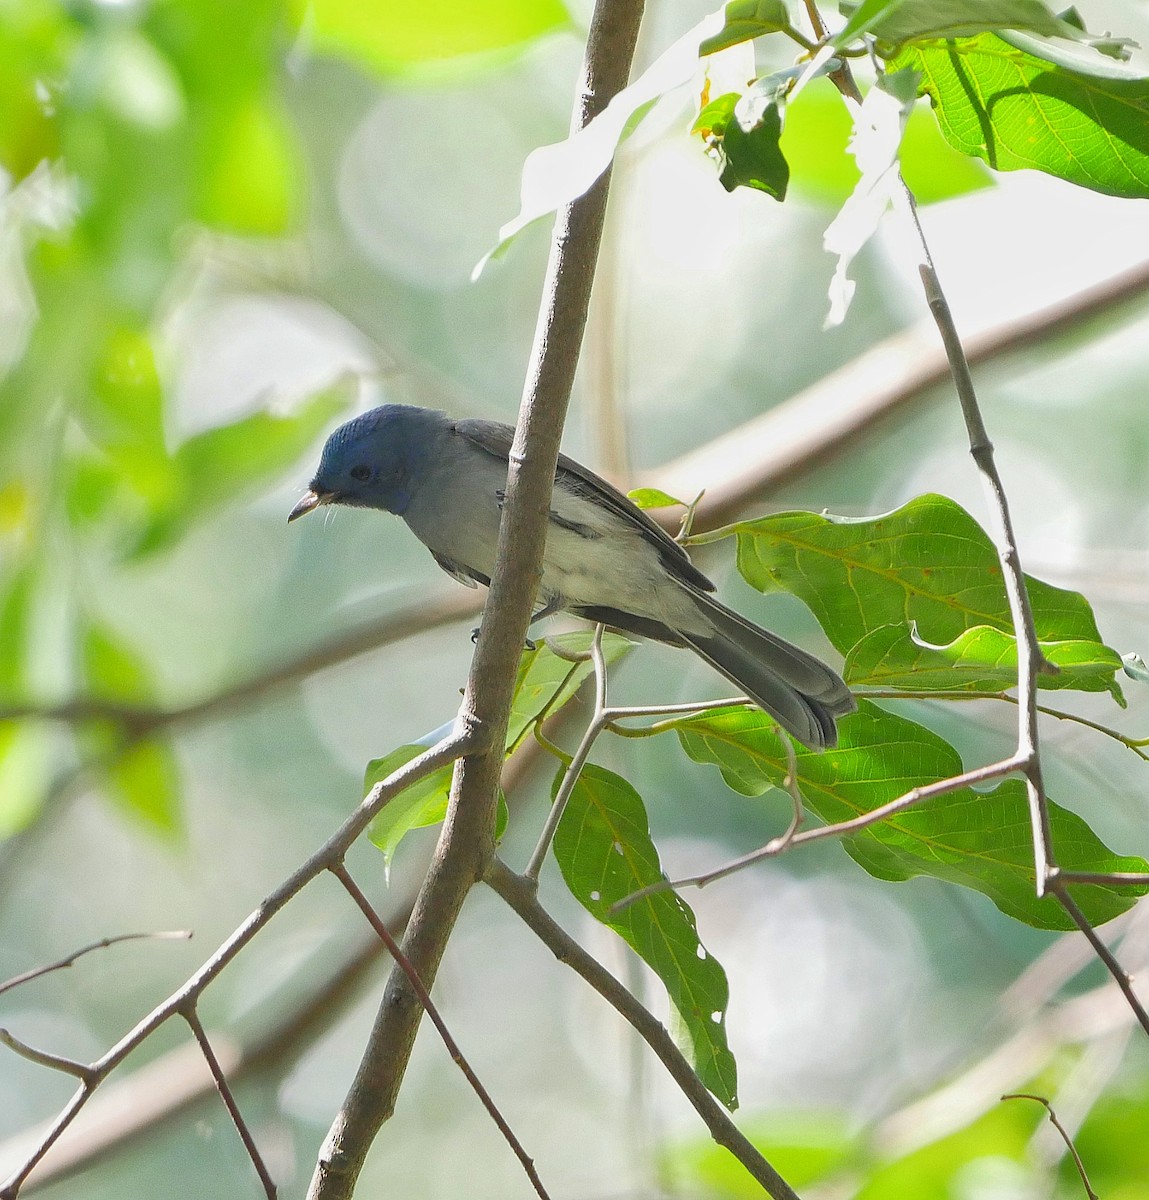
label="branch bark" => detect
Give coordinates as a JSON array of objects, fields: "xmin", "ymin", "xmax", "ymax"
[{"xmin": 306, "ymin": 4, "xmax": 648, "ymax": 1196}]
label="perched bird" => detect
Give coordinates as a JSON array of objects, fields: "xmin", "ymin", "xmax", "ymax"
[{"xmin": 289, "ymin": 405, "xmax": 855, "ymax": 749}]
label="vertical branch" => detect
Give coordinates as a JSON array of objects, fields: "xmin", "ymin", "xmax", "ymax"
[{"xmin": 306, "ymin": 4, "xmax": 647, "ymax": 1197}]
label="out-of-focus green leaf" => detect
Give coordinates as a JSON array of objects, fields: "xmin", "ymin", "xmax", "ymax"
[
  {"xmin": 674, "ymin": 701, "xmax": 1149, "ymax": 929},
  {"xmin": 105, "ymin": 739, "xmax": 181, "ymax": 835},
  {"xmin": 554, "ymin": 763, "xmax": 738, "ymax": 1108},
  {"xmin": 81, "ymin": 618, "xmax": 155, "ymax": 704},
  {"xmin": 699, "ymin": 0, "xmax": 790, "ymax": 56},
  {"xmin": 0, "ymin": 724, "xmax": 52, "ymax": 837},
  {"xmin": 1071, "ymin": 1085, "xmax": 1149, "ymax": 1196},
  {"xmin": 719, "ymin": 494, "xmax": 1122, "ymax": 700},
  {"xmin": 846, "ymin": 623, "xmax": 1125, "ymax": 698},
  {"xmin": 0, "ymin": 1, "xmax": 72, "ymax": 178},
  {"xmin": 890, "ymin": 32, "xmax": 1149, "ymax": 198},
  {"xmin": 289, "ymin": 0, "xmax": 570, "ymax": 73},
  {"xmin": 0, "ymin": 561, "xmax": 36, "ymax": 698},
  {"xmin": 130, "ymin": 380, "xmax": 354, "ymax": 557},
  {"xmin": 195, "ymin": 96, "xmax": 297, "ymax": 234},
  {"xmin": 782, "ymin": 82, "xmax": 990, "ymax": 205},
  {"xmin": 663, "ymin": 1111, "xmax": 857, "ymax": 1195},
  {"xmin": 854, "ymin": 1099, "xmax": 1038, "ymax": 1199},
  {"xmin": 627, "ymin": 487, "xmax": 685, "ymax": 511}
]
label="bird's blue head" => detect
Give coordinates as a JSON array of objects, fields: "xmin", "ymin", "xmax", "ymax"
[{"xmin": 288, "ymin": 404, "xmax": 443, "ymax": 522}]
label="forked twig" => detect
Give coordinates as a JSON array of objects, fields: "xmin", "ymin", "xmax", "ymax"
[{"xmin": 329, "ymin": 863, "xmax": 551, "ymax": 1200}]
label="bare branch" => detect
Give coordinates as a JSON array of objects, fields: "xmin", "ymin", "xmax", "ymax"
[
  {"xmin": 1001, "ymin": 1093, "xmax": 1099, "ymax": 1200},
  {"xmin": 330, "ymin": 864, "xmax": 551, "ymax": 1200},
  {"xmin": 0, "ymin": 730, "xmax": 472, "ymax": 1199},
  {"xmin": 0, "ymin": 931, "xmax": 191, "ymax": 998},
  {"xmin": 486, "ymin": 859, "xmax": 801, "ymax": 1200},
  {"xmin": 182, "ymin": 1007, "xmax": 277, "ymax": 1199},
  {"xmin": 0, "ymin": 1031, "xmax": 94, "ymax": 1083}
]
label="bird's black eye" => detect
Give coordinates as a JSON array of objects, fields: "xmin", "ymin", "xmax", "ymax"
[{"xmin": 349, "ymin": 465, "xmax": 371, "ymax": 482}]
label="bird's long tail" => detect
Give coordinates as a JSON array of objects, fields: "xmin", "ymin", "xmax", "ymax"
[{"xmin": 677, "ymin": 591, "xmax": 856, "ymax": 751}]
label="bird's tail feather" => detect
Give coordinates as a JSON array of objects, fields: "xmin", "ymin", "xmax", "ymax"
[{"xmin": 680, "ymin": 592, "xmax": 855, "ymax": 751}]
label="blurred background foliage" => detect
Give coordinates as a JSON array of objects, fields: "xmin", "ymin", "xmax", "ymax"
[{"xmin": 1, "ymin": 0, "xmax": 1149, "ymax": 1197}]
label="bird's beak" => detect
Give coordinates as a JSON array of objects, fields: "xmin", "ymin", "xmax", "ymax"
[{"xmin": 287, "ymin": 488, "xmax": 333, "ymax": 523}]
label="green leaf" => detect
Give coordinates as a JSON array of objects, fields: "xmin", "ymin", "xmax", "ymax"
[
  {"xmin": 663, "ymin": 1111, "xmax": 857, "ymax": 1194},
  {"xmin": 366, "ymin": 744, "xmax": 457, "ymax": 867},
  {"xmin": 82, "ymin": 618, "xmax": 155, "ymax": 703},
  {"xmin": 627, "ymin": 487, "xmax": 686, "ymax": 511},
  {"xmin": 846, "ymin": 623, "xmax": 1125, "ymax": 698},
  {"xmin": 674, "ymin": 701, "xmax": 1149, "ymax": 929},
  {"xmin": 0, "ymin": 724, "xmax": 52, "ymax": 837},
  {"xmin": 131, "ymin": 380, "xmax": 354, "ymax": 556},
  {"xmin": 554, "ymin": 763, "xmax": 738, "ymax": 1108},
  {"xmin": 889, "ymin": 32, "xmax": 1149, "ymax": 198},
  {"xmin": 105, "ymin": 739, "xmax": 182, "ymax": 835},
  {"xmin": 699, "ymin": 0, "xmax": 790, "ymax": 56},
  {"xmin": 694, "ymin": 70, "xmax": 793, "ymax": 200},
  {"xmin": 724, "ymin": 494, "xmax": 1120, "ymax": 694},
  {"xmin": 782, "ymin": 81, "xmax": 990, "ymax": 206},
  {"xmin": 290, "ymin": 0, "xmax": 570, "ymax": 74},
  {"xmin": 857, "ymin": 0, "xmax": 1103, "ymax": 45},
  {"xmin": 506, "ymin": 630, "xmax": 633, "ymax": 753},
  {"xmin": 854, "ymin": 1100, "xmax": 1038, "ymax": 1199},
  {"xmin": 368, "ymin": 632, "xmax": 634, "ymax": 863},
  {"xmin": 195, "ymin": 96, "xmax": 298, "ymax": 235}
]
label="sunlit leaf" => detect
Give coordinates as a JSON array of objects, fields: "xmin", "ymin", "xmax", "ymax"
[
  {"xmin": 890, "ymin": 32, "xmax": 1149, "ymax": 198},
  {"xmin": 554, "ymin": 763, "xmax": 738, "ymax": 1108},
  {"xmin": 674, "ymin": 702, "xmax": 1149, "ymax": 929},
  {"xmin": 628, "ymin": 487, "xmax": 686, "ymax": 510},
  {"xmin": 846, "ymin": 623, "xmax": 1124, "ymax": 698},
  {"xmin": 698, "ymin": 0, "xmax": 790, "ymax": 56},
  {"xmin": 290, "ymin": 0, "xmax": 570, "ymax": 73},
  {"xmin": 81, "ymin": 618, "xmax": 155, "ymax": 703}
]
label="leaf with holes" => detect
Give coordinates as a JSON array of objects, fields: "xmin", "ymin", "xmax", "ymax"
[
  {"xmin": 554, "ymin": 763, "xmax": 738, "ymax": 1108},
  {"xmin": 673, "ymin": 702, "xmax": 1148, "ymax": 929}
]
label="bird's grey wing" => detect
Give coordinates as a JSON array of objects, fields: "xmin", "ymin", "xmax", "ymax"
[
  {"xmin": 452, "ymin": 418, "xmax": 715, "ymax": 594},
  {"xmin": 430, "ymin": 550, "xmax": 488, "ymax": 589}
]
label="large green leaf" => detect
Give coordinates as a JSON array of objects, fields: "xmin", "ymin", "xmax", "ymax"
[
  {"xmin": 368, "ymin": 632, "xmax": 633, "ymax": 863},
  {"xmin": 554, "ymin": 763, "xmax": 738, "ymax": 1108},
  {"xmin": 889, "ymin": 32, "xmax": 1149, "ymax": 198},
  {"xmin": 846, "ymin": 623, "xmax": 1124, "ymax": 698},
  {"xmin": 718, "ymin": 494, "xmax": 1120, "ymax": 697},
  {"xmin": 674, "ymin": 701, "xmax": 1148, "ymax": 929},
  {"xmin": 288, "ymin": 0, "xmax": 569, "ymax": 74}
]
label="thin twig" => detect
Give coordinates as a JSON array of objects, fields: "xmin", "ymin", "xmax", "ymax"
[
  {"xmin": 1046, "ymin": 882, "xmax": 1149, "ymax": 1038},
  {"xmin": 182, "ymin": 1007, "xmax": 277, "ymax": 1199},
  {"xmin": 0, "ymin": 1031, "xmax": 94, "ymax": 1082},
  {"xmin": 0, "ymin": 729, "xmax": 473, "ymax": 1200},
  {"xmin": 616, "ymin": 753, "xmax": 1027, "ymax": 909},
  {"xmin": 0, "ymin": 931, "xmax": 191, "ymax": 998},
  {"xmin": 525, "ymin": 625, "xmax": 608, "ymax": 880},
  {"xmin": 329, "ymin": 863, "xmax": 551, "ymax": 1200},
  {"xmin": 485, "ymin": 858, "xmax": 801, "ymax": 1200},
  {"xmin": 1001, "ymin": 1093, "xmax": 1099, "ymax": 1200}
]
